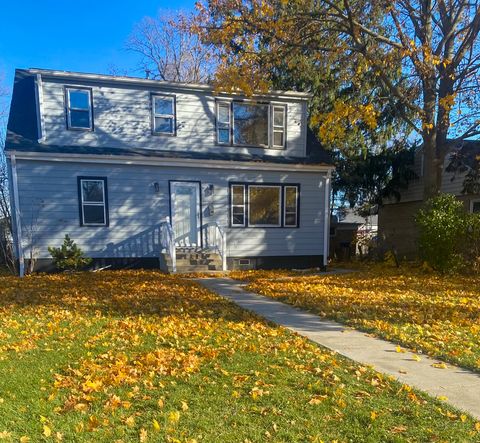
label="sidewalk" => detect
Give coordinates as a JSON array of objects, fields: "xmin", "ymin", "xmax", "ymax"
[{"xmin": 197, "ymin": 277, "xmax": 480, "ymax": 419}]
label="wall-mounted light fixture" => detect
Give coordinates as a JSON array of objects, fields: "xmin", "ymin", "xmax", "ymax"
[
  {"xmin": 153, "ymin": 182, "xmax": 160, "ymax": 193},
  {"xmin": 204, "ymin": 184, "xmax": 214, "ymax": 197}
]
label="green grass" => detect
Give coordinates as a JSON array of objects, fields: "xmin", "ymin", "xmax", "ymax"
[{"xmin": 0, "ymin": 270, "xmax": 478, "ymax": 442}]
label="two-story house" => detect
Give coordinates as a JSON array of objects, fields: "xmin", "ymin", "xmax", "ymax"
[
  {"xmin": 5, "ymin": 68, "xmax": 333, "ymax": 275},
  {"xmin": 378, "ymin": 140, "xmax": 480, "ymax": 258}
]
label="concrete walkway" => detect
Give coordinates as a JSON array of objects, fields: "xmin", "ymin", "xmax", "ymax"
[{"xmin": 197, "ymin": 277, "xmax": 480, "ymax": 419}]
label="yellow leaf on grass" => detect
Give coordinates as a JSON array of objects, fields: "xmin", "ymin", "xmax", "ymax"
[
  {"xmin": 437, "ymin": 396, "xmax": 448, "ymax": 401},
  {"xmin": 308, "ymin": 395, "xmax": 327, "ymax": 405},
  {"xmin": 370, "ymin": 411, "xmax": 377, "ymax": 421},
  {"xmin": 152, "ymin": 419, "xmax": 161, "ymax": 432},
  {"xmin": 125, "ymin": 415, "xmax": 136, "ymax": 428},
  {"xmin": 20, "ymin": 437, "xmax": 30, "ymax": 443},
  {"xmin": 168, "ymin": 411, "xmax": 180, "ymax": 423},
  {"xmin": 181, "ymin": 401, "xmax": 189, "ymax": 411},
  {"xmin": 43, "ymin": 425, "xmax": 52, "ymax": 437},
  {"xmin": 475, "ymin": 422, "xmax": 480, "ymax": 432},
  {"xmin": 139, "ymin": 428, "xmax": 148, "ymax": 442}
]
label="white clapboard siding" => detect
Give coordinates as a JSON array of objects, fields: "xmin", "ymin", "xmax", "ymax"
[
  {"xmin": 15, "ymin": 159, "xmax": 327, "ymax": 259},
  {"xmin": 40, "ymin": 79, "xmax": 307, "ymax": 158}
]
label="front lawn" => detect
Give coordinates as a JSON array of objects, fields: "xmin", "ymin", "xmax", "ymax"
[
  {"xmin": 0, "ymin": 270, "xmax": 478, "ymax": 442},
  {"xmin": 231, "ymin": 264, "xmax": 480, "ymax": 372}
]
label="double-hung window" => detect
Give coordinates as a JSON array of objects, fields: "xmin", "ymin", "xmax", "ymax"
[
  {"xmin": 216, "ymin": 101, "xmax": 287, "ymax": 148},
  {"xmin": 66, "ymin": 88, "xmax": 93, "ymax": 130},
  {"xmin": 284, "ymin": 186, "xmax": 299, "ymax": 227},
  {"xmin": 78, "ymin": 177, "xmax": 108, "ymax": 226},
  {"xmin": 152, "ymin": 95, "xmax": 175, "ymax": 135},
  {"xmin": 217, "ymin": 102, "xmax": 231, "ymax": 144},
  {"xmin": 231, "ymin": 185, "xmax": 246, "ymax": 226},
  {"xmin": 230, "ymin": 183, "xmax": 299, "ymax": 228},
  {"xmin": 272, "ymin": 106, "xmax": 286, "ymax": 148}
]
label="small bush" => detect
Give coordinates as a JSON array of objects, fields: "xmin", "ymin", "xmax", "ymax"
[
  {"xmin": 416, "ymin": 194, "xmax": 479, "ymax": 273},
  {"xmin": 48, "ymin": 235, "xmax": 92, "ymax": 271}
]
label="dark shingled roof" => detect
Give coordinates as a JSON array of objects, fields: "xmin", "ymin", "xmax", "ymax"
[{"xmin": 5, "ymin": 69, "xmax": 333, "ymax": 166}]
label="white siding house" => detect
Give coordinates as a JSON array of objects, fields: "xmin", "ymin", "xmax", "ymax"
[{"xmin": 5, "ymin": 69, "xmax": 333, "ymax": 274}]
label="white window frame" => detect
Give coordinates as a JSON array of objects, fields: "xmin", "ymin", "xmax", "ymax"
[
  {"xmin": 284, "ymin": 185, "xmax": 299, "ymax": 227},
  {"xmin": 272, "ymin": 105, "xmax": 286, "ymax": 148},
  {"xmin": 66, "ymin": 87, "xmax": 93, "ymax": 130},
  {"xmin": 470, "ymin": 199, "xmax": 480, "ymax": 214},
  {"xmin": 248, "ymin": 185, "xmax": 282, "ymax": 227},
  {"xmin": 230, "ymin": 184, "xmax": 246, "ymax": 227},
  {"xmin": 80, "ymin": 178, "xmax": 107, "ymax": 226},
  {"xmin": 217, "ymin": 101, "xmax": 232, "ymax": 145},
  {"xmin": 152, "ymin": 94, "xmax": 176, "ymax": 135}
]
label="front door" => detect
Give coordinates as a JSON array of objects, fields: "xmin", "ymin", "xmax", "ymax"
[{"xmin": 170, "ymin": 181, "xmax": 201, "ymax": 247}]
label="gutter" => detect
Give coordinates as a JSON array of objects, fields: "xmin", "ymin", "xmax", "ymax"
[
  {"xmin": 9, "ymin": 154, "xmax": 25, "ymax": 277},
  {"xmin": 7, "ymin": 150, "xmax": 335, "ymax": 173}
]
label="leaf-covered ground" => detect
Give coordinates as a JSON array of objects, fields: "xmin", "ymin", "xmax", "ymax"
[
  {"xmin": 0, "ymin": 270, "xmax": 479, "ymax": 442},
  {"xmin": 231, "ymin": 264, "xmax": 480, "ymax": 373}
]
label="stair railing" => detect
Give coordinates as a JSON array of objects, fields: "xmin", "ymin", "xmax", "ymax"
[
  {"xmin": 160, "ymin": 218, "xmax": 176, "ymax": 273},
  {"xmin": 202, "ymin": 221, "xmax": 227, "ymax": 271}
]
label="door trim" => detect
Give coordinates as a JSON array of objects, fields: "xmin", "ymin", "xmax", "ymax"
[{"xmin": 168, "ymin": 180, "xmax": 203, "ymax": 248}]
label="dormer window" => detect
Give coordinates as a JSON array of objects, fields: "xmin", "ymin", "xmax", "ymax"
[
  {"xmin": 152, "ymin": 94, "xmax": 176, "ymax": 135},
  {"xmin": 66, "ymin": 87, "xmax": 93, "ymax": 130},
  {"xmin": 216, "ymin": 101, "xmax": 286, "ymax": 149}
]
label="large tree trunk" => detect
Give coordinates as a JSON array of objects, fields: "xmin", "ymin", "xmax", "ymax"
[
  {"xmin": 422, "ymin": 73, "xmax": 442, "ymax": 200},
  {"xmin": 422, "ymin": 132, "xmax": 442, "ymax": 199}
]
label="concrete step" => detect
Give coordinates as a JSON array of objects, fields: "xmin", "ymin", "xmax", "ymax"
[
  {"xmin": 175, "ymin": 265, "xmax": 220, "ymax": 273},
  {"xmin": 176, "ymin": 259, "xmax": 222, "ymax": 267}
]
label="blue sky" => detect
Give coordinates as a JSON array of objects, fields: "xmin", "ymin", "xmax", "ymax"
[{"xmin": 0, "ymin": 0, "xmax": 195, "ymax": 93}]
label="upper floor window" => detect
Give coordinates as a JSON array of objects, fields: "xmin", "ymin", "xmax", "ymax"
[
  {"xmin": 152, "ymin": 94, "xmax": 175, "ymax": 135},
  {"xmin": 78, "ymin": 177, "xmax": 108, "ymax": 226},
  {"xmin": 66, "ymin": 88, "xmax": 93, "ymax": 130},
  {"xmin": 216, "ymin": 101, "xmax": 287, "ymax": 149}
]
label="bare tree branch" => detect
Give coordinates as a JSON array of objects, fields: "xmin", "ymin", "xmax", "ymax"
[{"xmin": 126, "ymin": 11, "xmax": 217, "ymax": 83}]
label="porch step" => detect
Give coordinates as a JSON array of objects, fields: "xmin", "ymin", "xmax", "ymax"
[{"xmin": 162, "ymin": 248, "xmax": 224, "ymax": 273}]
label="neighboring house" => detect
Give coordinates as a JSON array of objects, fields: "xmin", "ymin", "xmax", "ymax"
[
  {"xmin": 5, "ymin": 69, "xmax": 334, "ymax": 275},
  {"xmin": 329, "ymin": 210, "xmax": 378, "ymax": 260},
  {"xmin": 378, "ymin": 140, "xmax": 480, "ymax": 258}
]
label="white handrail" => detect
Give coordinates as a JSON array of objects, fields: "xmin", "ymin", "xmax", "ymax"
[
  {"xmin": 160, "ymin": 220, "xmax": 176, "ymax": 273},
  {"xmin": 217, "ymin": 224, "xmax": 227, "ymax": 271},
  {"xmin": 203, "ymin": 222, "xmax": 227, "ymax": 271}
]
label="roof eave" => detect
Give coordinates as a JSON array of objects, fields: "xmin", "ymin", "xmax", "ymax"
[{"xmin": 22, "ymin": 68, "xmax": 313, "ymax": 100}]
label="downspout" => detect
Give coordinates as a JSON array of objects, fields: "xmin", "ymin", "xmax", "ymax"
[
  {"xmin": 323, "ymin": 169, "xmax": 332, "ymax": 268},
  {"xmin": 10, "ymin": 154, "xmax": 25, "ymax": 277}
]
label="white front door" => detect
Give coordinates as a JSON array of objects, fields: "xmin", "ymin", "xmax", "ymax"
[{"xmin": 170, "ymin": 181, "xmax": 201, "ymax": 247}]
